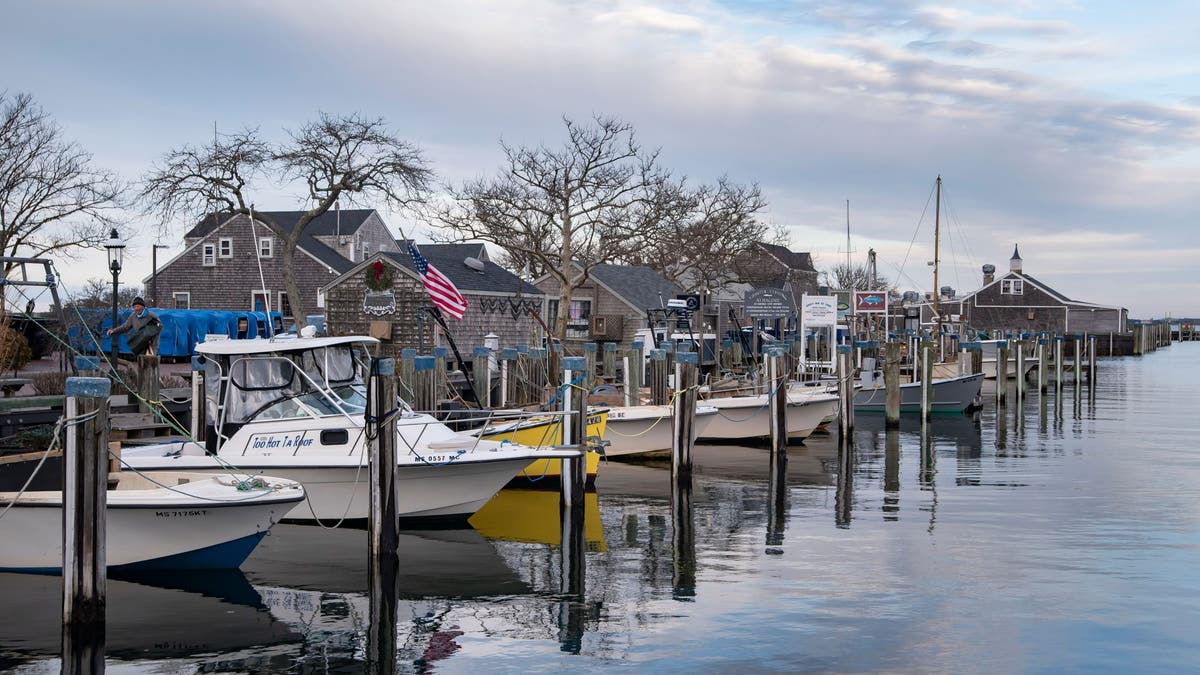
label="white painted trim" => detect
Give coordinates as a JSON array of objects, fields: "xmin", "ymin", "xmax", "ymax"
[
  {"xmin": 172, "ymin": 291, "xmax": 191, "ymax": 309},
  {"xmin": 218, "ymin": 237, "xmax": 233, "ymax": 258},
  {"xmin": 202, "ymin": 243, "xmax": 216, "ymax": 267}
]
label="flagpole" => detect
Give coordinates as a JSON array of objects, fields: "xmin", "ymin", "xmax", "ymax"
[{"xmin": 426, "ymin": 306, "xmax": 482, "ymax": 407}]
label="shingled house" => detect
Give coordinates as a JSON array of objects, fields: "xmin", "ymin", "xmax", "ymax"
[
  {"xmin": 147, "ymin": 209, "xmax": 399, "ymax": 317},
  {"xmin": 323, "ymin": 243, "xmax": 544, "ymax": 358},
  {"xmin": 917, "ymin": 245, "xmax": 1128, "ymax": 335},
  {"xmin": 534, "ymin": 263, "xmax": 681, "ymax": 349}
]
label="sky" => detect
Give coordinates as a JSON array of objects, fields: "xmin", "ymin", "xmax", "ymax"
[{"xmin": 2, "ymin": 0, "xmax": 1198, "ymax": 318}]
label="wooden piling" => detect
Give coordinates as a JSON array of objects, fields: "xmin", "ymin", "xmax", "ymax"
[
  {"xmin": 919, "ymin": 341, "xmax": 933, "ymax": 421},
  {"xmin": 527, "ymin": 346, "xmax": 545, "ymax": 406},
  {"xmin": 136, "ymin": 354, "xmax": 160, "ymax": 414},
  {"xmin": 472, "ymin": 346, "xmax": 491, "ymax": 409},
  {"xmin": 1073, "ymin": 335, "xmax": 1084, "ymax": 390},
  {"xmin": 189, "ymin": 355, "xmax": 205, "ymax": 442},
  {"xmin": 366, "ymin": 360, "xmax": 399, "ymax": 674},
  {"xmin": 412, "ymin": 356, "xmax": 436, "ymax": 412},
  {"xmin": 1088, "ymin": 336, "xmax": 1098, "ymax": 390},
  {"xmin": 766, "ymin": 348, "xmax": 788, "ymax": 455},
  {"xmin": 1015, "ymin": 339, "xmax": 1026, "ymax": 402},
  {"xmin": 62, "ymin": 377, "xmax": 111, "ymax": 629},
  {"xmin": 1037, "ymin": 336, "xmax": 1048, "ymax": 393},
  {"xmin": 433, "ymin": 346, "xmax": 449, "ymax": 407},
  {"xmin": 560, "ymin": 357, "xmax": 587, "ymax": 508},
  {"xmin": 399, "ymin": 348, "xmax": 416, "ymax": 403},
  {"xmin": 648, "ymin": 349, "xmax": 668, "ymax": 405},
  {"xmin": 583, "ymin": 342, "xmax": 598, "ymax": 390},
  {"xmin": 1054, "ymin": 336, "xmax": 1065, "ymax": 395},
  {"xmin": 500, "ymin": 348, "xmax": 518, "ymax": 408},
  {"xmin": 672, "ymin": 352, "xmax": 699, "ymax": 486},
  {"xmin": 838, "ymin": 345, "xmax": 856, "ymax": 436},
  {"xmin": 602, "ymin": 342, "xmax": 617, "ymax": 381},
  {"xmin": 884, "ymin": 341, "xmax": 901, "ymax": 428},
  {"xmin": 996, "ymin": 340, "xmax": 1009, "ymax": 406}
]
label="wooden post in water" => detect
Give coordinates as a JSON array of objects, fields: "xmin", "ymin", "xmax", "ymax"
[
  {"xmin": 366, "ymin": 357, "xmax": 399, "ymax": 675},
  {"xmin": 1037, "ymin": 336, "xmax": 1049, "ymax": 394},
  {"xmin": 1088, "ymin": 336, "xmax": 1098, "ymax": 390},
  {"xmin": 500, "ymin": 348, "xmax": 518, "ymax": 408},
  {"xmin": 996, "ymin": 340, "xmax": 1009, "ymax": 406},
  {"xmin": 62, "ymin": 377, "xmax": 111, "ymax": 632},
  {"xmin": 672, "ymin": 351, "xmax": 699, "ymax": 486},
  {"xmin": 583, "ymin": 342, "xmax": 597, "ymax": 390},
  {"xmin": 766, "ymin": 347, "xmax": 788, "ymax": 455},
  {"xmin": 188, "ymin": 355, "xmax": 205, "ymax": 443},
  {"xmin": 136, "ymin": 353, "xmax": 159, "ymax": 414},
  {"xmin": 399, "ymin": 348, "xmax": 416, "ymax": 403},
  {"xmin": 648, "ymin": 349, "xmax": 668, "ymax": 405},
  {"xmin": 1073, "ymin": 335, "xmax": 1084, "ymax": 391},
  {"xmin": 630, "ymin": 341, "xmax": 645, "ymax": 404},
  {"xmin": 602, "ymin": 342, "xmax": 617, "ymax": 382},
  {"xmin": 884, "ymin": 341, "xmax": 901, "ymax": 428},
  {"xmin": 560, "ymin": 357, "xmax": 586, "ymax": 508},
  {"xmin": 919, "ymin": 341, "xmax": 933, "ymax": 421},
  {"xmin": 472, "ymin": 346, "xmax": 491, "ymax": 409},
  {"xmin": 527, "ymin": 346, "xmax": 545, "ymax": 406},
  {"xmin": 432, "ymin": 346, "xmax": 449, "ymax": 409},
  {"xmin": 838, "ymin": 345, "xmax": 856, "ymax": 436},
  {"xmin": 1015, "ymin": 338, "xmax": 1026, "ymax": 403},
  {"xmin": 1054, "ymin": 336, "xmax": 1065, "ymax": 396},
  {"xmin": 412, "ymin": 356, "xmax": 436, "ymax": 412}
]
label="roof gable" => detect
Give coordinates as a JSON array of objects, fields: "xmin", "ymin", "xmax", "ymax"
[
  {"xmin": 588, "ymin": 263, "xmax": 682, "ymax": 313},
  {"xmin": 327, "ymin": 248, "xmax": 543, "ymax": 295},
  {"xmin": 184, "ymin": 209, "xmax": 377, "ymax": 239}
]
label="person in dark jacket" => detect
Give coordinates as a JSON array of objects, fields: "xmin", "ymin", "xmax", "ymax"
[{"xmin": 107, "ymin": 297, "xmax": 161, "ymax": 356}]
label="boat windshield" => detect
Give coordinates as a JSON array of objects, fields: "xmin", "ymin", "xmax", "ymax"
[{"xmin": 217, "ymin": 343, "xmax": 372, "ymax": 423}]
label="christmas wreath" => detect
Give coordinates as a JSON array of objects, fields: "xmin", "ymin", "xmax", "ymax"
[{"xmin": 364, "ymin": 259, "xmax": 393, "ymax": 291}]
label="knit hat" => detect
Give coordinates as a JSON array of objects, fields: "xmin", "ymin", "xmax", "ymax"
[{"xmin": 132, "ymin": 297, "xmax": 146, "ymax": 307}]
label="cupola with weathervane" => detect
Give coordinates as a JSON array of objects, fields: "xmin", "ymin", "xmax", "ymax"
[{"xmin": 1009, "ymin": 244, "xmax": 1023, "ymax": 274}]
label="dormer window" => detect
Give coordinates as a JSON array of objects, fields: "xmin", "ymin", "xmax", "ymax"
[{"xmin": 1001, "ymin": 279, "xmax": 1024, "ymax": 295}]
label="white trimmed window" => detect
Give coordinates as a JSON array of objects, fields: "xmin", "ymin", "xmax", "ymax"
[
  {"xmin": 316, "ymin": 288, "xmax": 325, "ymax": 308},
  {"xmin": 1001, "ymin": 279, "xmax": 1024, "ymax": 295},
  {"xmin": 173, "ymin": 292, "xmax": 190, "ymax": 309},
  {"xmin": 258, "ymin": 237, "xmax": 273, "ymax": 258},
  {"xmin": 360, "ymin": 242, "xmax": 370, "ymax": 261},
  {"xmin": 278, "ymin": 291, "xmax": 291, "ymax": 316},
  {"xmin": 202, "ymin": 244, "xmax": 216, "ymax": 267},
  {"xmin": 252, "ymin": 291, "xmax": 270, "ymax": 313},
  {"xmin": 218, "ymin": 238, "xmax": 233, "ymax": 258}
]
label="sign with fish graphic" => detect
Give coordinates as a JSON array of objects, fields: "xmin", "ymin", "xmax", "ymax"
[{"xmin": 854, "ymin": 290, "xmax": 889, "ymax": 313}]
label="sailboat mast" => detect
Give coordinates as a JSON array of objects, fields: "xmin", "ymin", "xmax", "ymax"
[{"xmin": 933, "ymin": 175, "xmax": 942, "ymax": 340}]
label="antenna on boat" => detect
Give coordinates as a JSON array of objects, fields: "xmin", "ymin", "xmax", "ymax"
[{"xmin": 933, "ymin": 176, "xmax": 942, "ymax": 358}]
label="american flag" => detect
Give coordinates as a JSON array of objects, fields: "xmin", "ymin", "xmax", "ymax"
[{"xmin": 407, "ymin": 241, "xmax": 468, "ymax": 320}]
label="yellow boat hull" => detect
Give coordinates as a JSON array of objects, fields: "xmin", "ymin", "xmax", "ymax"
[
  {"xmin": 482, "ymin": 411, "xmax": 607, "ymax": 485},
  {"xmin": 470, "ymin": 488, "xmax": 605, "ymax": 550}
]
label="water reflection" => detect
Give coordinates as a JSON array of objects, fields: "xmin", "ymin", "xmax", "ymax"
[{"xmin": 765, "ymin": 447, "xmax": 789, "ymax": 551}]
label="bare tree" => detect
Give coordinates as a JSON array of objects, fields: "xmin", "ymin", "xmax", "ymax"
[
  {"xmin": 141, "ymin": 113, "xmax": 432, "ymax": 327},
  {"xmin": 0, "ymin": 93, "xmax": 124, "ymax": 272},
  {"xmin": 436, "ymin": 115, "xmax": 669, "ymax": 343},
  {"xmin": 822, "ymin": 262, "xmax": 891, "ymax": 291},
  {"xmin": 627, "ymin": 176, "xmax": 771, "ymax": 292}
]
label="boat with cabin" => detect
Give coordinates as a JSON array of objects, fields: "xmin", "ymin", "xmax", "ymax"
[{"xmin": 119, "ymin": 335, "xmax": 579, "ymax": 524}]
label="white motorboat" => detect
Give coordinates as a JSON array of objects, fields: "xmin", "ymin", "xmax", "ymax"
[
  {"xmin": 603, "ymin": 404, "xmax": 719, "ymax": 457},
  {"xmin": 120, "ymin": 335, "xmax": 578, "ymax": 524},
  {"xmin": 853, "ymin": 369, "xmax": 984, "ymax": 413},
  {"xmin": 698, "ymin": 391, "xmax": 839, "ymax": 441},
  {"xmin": 0, "ymin": 471, "xmax": 303, "ymax": 572}
]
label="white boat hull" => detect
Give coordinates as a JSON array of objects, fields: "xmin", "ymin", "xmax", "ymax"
[
  {"xmin": 699, "ymin": 393, "xmax": 837, "ymax": 441},
  {"xmin": 603, "ymin": 405, "xmax": 718, "ymax": 457},
  {"xmin": 0, "ymin": 473, "xmax": 303, "ymax": 572},
  {"xmin": 854, "ymin": 373, "xmax": 984, "ymax": 413}
]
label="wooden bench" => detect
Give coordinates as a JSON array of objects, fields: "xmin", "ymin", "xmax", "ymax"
[{"xmin": 0, "ymin": 378, "xmax": 30, "ymax": 397}]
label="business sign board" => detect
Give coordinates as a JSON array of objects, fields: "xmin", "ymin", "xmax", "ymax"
[
  {"xmin": 835, "ymin": 290, "xmax": 851, "ymax": 320},
  {"xmin": 854, "ymin": 290, "xmax": 889, "ymax": 313},
  {"xmin": 801, "ymin": 295, "xmax": 838, "ymax": 327},
  {"xmin": 744, "ymin": 288, "xmax": 793, "ymax": 319}
]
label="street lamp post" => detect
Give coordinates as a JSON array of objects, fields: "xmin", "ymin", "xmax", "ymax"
[{"xmin": 105, "ymin": 228, "xmax": 125, "ymax": 354}]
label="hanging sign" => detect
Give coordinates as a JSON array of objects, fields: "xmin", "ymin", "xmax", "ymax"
[
  {"xmin": 854, "ymin": 290, "xmax": 889, "ymax": 313},
  {"xmin": 363, "ymin": 291, "xmax": 396, "ymax": 316},
  {"xmin": 802, "ymin": 295, "xmax": 837, "ymax": 327}
]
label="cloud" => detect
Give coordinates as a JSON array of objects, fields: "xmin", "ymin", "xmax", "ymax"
[{"xmin": 594, "ymin": 5, "xmax": 707, "ymax": 34}]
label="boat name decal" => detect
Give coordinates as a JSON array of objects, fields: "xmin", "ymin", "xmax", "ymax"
[
  {"xmin": 155, "ymin": 510, "xmax": 209, "ymax": 517},
  {"xmin": 250, "ymin": 432, "xmax": 314, "ymax": 451}
]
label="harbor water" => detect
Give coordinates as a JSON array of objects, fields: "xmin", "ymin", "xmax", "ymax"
[{"xmin": 4, "ymin": 344, "xmax": 1200, "ymax": 673}]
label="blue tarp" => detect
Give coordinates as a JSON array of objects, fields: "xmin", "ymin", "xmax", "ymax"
[{"xmin": 69, "ymin": 308, "xmax": 285, "ymax": 360}]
